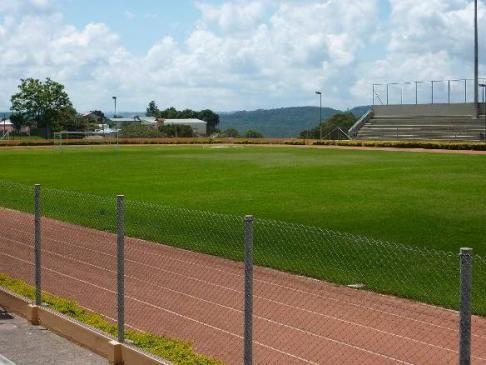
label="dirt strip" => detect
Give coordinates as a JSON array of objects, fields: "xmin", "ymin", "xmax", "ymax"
[{"xmin": 1, "ymin": 209, "xmax": 485, "ymax": 364}]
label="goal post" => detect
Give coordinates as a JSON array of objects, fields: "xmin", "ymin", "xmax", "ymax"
[{"xmin": 53, "ymin": 131, "xmax": 113, "ymax": 149}]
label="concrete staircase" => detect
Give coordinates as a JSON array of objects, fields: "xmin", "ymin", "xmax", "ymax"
[
  {"xmin": 352, "ymin": 104, "xmax": 486, "ymax": 141},
  {"xmin": 356, "ymin": 116, "xmax": 485, "ymax": 141}
]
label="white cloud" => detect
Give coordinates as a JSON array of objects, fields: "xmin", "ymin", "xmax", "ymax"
[
  {"xmin": 196, "ymin": 1, "xmax": 268, "ymax": 33},
  {"xmin": 0, "ymin": 0, "xmax": 484, "ymax": 112},
  {"xmin": 352, "ymin": 0, "xmax": 486, "ymax": 103},
  {"xmin": 124, "ymin": 10, "xmax": 135, "ymax": 19}
]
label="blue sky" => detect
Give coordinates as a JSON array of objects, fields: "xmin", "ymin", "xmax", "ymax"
[
  {"xmin": 59, "ymin": 0, "xmax": 216, "ymax": 54},
  {"xmin": 0, "ymin": 0, "xmax": 484, "ymax": 112}
]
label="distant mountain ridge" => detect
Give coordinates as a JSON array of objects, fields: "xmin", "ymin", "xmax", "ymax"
[{"xmin": 219, "ymin": 106, "xmax": 369, "ymax": 137}]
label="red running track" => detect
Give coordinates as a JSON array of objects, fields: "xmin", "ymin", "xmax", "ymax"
[{"xmin": 0, "ymin": 208, "xmax": 486, "ymax": 364}]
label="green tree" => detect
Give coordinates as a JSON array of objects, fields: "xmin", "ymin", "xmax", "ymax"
[
  {"xmin": 120, "ymin": 124, "xmax": 158, "ymax": 138},
  {"xmin": 159, "ymin": 124, "xmax": 194, "ymax": 137},
  {"xmin": 222, "ymin": 128, "xmax": 240, "ymax": 137},
  {"xmin": 9, "ymin": 113, "xmax": 27, "ymax": 134},
  {"xmin": 300, "ymin": 112, "xmax": 357, "ymax": 139},
  {"xmin": 88, "ymin": 110, "xmax": 106, "ymax": 123},
  {"xmin": 163, "ymin": 107, "xmax": 179, "ymax": 119},
  {"xmin": 146, "ymin": 101, "xmax": 160, "ymax": 117},
  {"xmin": 245, "ymin": 129, "xmax": 264, "ymax": 138},
  {"xmin": 60, "ymin": 107, "xmax": 90, "ymax": 131},
  {"xmin": 197, "ymin": 109, "xmax": 220, "ymax": 133},
  {"xmin": 10, "ymin": 78, "xmax": 75, "ymax": 136}
]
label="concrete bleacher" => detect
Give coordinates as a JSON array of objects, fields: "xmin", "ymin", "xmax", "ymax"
[{"xmin": 352, "ymin": 103, "xmax": 486, "ymax": 141}]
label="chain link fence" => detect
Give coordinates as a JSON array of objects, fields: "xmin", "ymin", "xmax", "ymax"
[{"xmin": 0, "ymin": 180, "xmax": 485, "ymax": 364}]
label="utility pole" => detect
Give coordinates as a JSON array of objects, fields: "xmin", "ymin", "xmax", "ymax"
[
  {"xmin": 474, "ymin": 0, "xmax": 479, "ymax": 117},
  {"xmin": 113, "ymin": 96, "xmax": 118, "ymax": 144},
  {"xmin": 315, "ymin": 91, "xmax": 323, "ymax": 139}
]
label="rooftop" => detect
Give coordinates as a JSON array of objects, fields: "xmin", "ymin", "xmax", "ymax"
[{"xmin": 164, "ymin": 119, "xmax": 207, "ymax": 125}]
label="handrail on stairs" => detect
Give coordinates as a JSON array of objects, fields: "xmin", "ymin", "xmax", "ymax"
[{"xmin": 348, "ymin": 109, "xmax": 373, "ymax": 139}]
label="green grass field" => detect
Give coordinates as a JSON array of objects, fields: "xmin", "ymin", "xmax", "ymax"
[
  {"xmin": 1, "ymin": 145, "xmax": 486, "ymax": 253},
  {"xmin": 1, "ymin": 145, "xmax": 485, "ymax": 313}
]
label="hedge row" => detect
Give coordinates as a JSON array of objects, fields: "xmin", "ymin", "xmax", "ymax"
[{"xmin": 1, "ymin": 137, "xmax": 486, "ymax": 151}]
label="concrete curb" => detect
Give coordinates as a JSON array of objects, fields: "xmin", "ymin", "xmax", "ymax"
[{"xmin": 0, "ymin": 288, "xmax": 170, "ymax": 365}]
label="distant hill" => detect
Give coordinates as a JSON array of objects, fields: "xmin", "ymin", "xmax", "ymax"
[
  {"xmin": 219, "ymin": 106, "xmax": 369, "ymax": 137},
  {"xmin": 1, "ymin": 106, "xmax": 371, "ymax": 137}
]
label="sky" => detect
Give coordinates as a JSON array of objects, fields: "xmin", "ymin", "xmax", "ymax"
[{"xmin": 0, "ymin": 0, "xmax": 485, "ymax": 112}]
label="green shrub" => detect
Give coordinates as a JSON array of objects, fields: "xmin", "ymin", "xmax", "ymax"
[
  {"xmin": 0, "ymin": 274, "xmax": 223, "ymax": 365},
  {"xmin": 120, "ymin": 124, "xmax": 159, "ymax": 138}
]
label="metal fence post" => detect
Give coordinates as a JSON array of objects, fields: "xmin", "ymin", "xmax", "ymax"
[
  {"xmin": 244, "ymin": 215, "xmax": 254, "ymax": 365},
  {"xmin": 431, "ymin": 81, "xmax": 435, "ymax": 104},
  {"xmin": 34, "ymin": 184, "xmax": 41, "ymax": 305},
  {"xmin": 448, "ymin": 80, "xmax": 451, "ymax": 104},
  {"xmin": 459, "ymin": 247, "xmax": 473, "ymax": 365},
  {"xmin": 415, "ymin": 81, "xmax": 418, "ymax": 104},
  {"xmin": 117, "ymin": 195, "xmax": 125, "ymax": 343}
]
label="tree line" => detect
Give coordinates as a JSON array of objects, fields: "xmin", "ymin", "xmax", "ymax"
[
  {"xmin": 299, "ymin": 112, "xmax": 357, "ymax": 139},
  {"xmin": 146, "ymin": 101, "xmax": 220, "ymax": 134},
  {"xmin": 8, "ymin": 77, "xmax": 352, "ymax": 140},
  {"xmin": 6, "ymin": 78, "xmax": 223, "ymax": 138}
]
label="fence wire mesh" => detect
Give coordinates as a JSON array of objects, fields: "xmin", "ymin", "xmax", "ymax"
[
  {"xmin": 0, "ymin": 180, "xmax": 485, "ymax": 365},
  {"xmin": 251, "ymin": 218, "xmax": 486, "ymax": 364},
  {"xmin": 0, "ymin": 181, "xmax": 35, "ymax": 291},
  {"xmin": 123, "ymin": 200, "xmax": 244, "ymax": 363},
  {"xmin": 40, "ymin": 187, "xmax": 118, "ymax": 323}
]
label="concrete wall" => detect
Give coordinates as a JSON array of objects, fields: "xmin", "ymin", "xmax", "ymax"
[{"xmin": 372, "ymin": 103, "xmax": 480, "ymax": 117}]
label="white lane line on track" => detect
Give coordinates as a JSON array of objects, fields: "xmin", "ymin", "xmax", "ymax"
[
  {"xmin": 3, "ymin": 233, "xmax": 470, "ymax": 353},
  {"xmin": 3, "ymin": 213, "xmax": 462, "ymax": 322},
  {"xmin": 2, "ymin": 223, "xmax": 481, "ymax": 341},
  {"xmin": 13, "ymin": 220, "xmax": 466, "ymax": 332},
  {"xmin": 1, "ymin": 235, "xmax": 462, "ymax": 359},
  {"xmin": 2, "ymin": 246, "xmax": 425, "ymax": 365},
  {"xmin": 0, "ymin": 252, "xmax": 319, "ymax": 365}
]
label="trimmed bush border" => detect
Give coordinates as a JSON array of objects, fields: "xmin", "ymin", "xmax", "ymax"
[{"xmin": 1, "ymin": 137, "xmax": 486, "ymax": 151}]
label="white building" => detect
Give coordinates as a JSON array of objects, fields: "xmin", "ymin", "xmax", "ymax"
[
  {"xmin": 139, "ymin": 116, "xmax": 157, "ymax": 125},
  {"xmin": 162, "ymin": 119, "xmax": 207, "ymax": 136},
  {"xmin": 108, "ymin": 117, "xmax": 140, "ymax": 125},
  {"xmin": 0, "ymin": 119, "xmax": 30, "ymax": 136},
  {"xmin": 1, "ymin": 120, "xmax": 14, "ymax": 134},
  {"xmin": 106, "ymin": 116, "xmax": 208, "ymax": 136}
]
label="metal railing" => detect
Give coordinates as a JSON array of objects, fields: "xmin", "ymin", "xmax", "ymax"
[{"xmin": 373, "ymin": 78, "xmax": 486, "ymax": 106}]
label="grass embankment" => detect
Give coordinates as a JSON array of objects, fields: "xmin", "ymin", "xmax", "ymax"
[
  {"xmin": 0, "ymin": 146, "xmax": 485, "ymax": 314},
  {"xmin": 0, "ymin": 274, "xmax": 223, "ymax": 365}
]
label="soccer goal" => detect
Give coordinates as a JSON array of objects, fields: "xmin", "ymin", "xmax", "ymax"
[{"xmin": 54, "ymin": 130, "xmax": 116, "ymax": 149}]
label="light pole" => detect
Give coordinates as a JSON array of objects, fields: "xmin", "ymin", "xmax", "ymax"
[
  {"xmin": 112, "ymin": 96, "xmax": 118, "ymax": 144},
  {"xmin": 474, "ymin": 0, "xmax": 479, "ymax": 117},
  {"xmin": 315, "ymin": 91, "xmax": 323, "ymax": 139},
  {"xmin": 112, "ymin": 96, "xmax": 117, "ymax": 118},
  {"xmin": 480, "ymin": 84, "xmax": 486, "ymax": 141}
]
